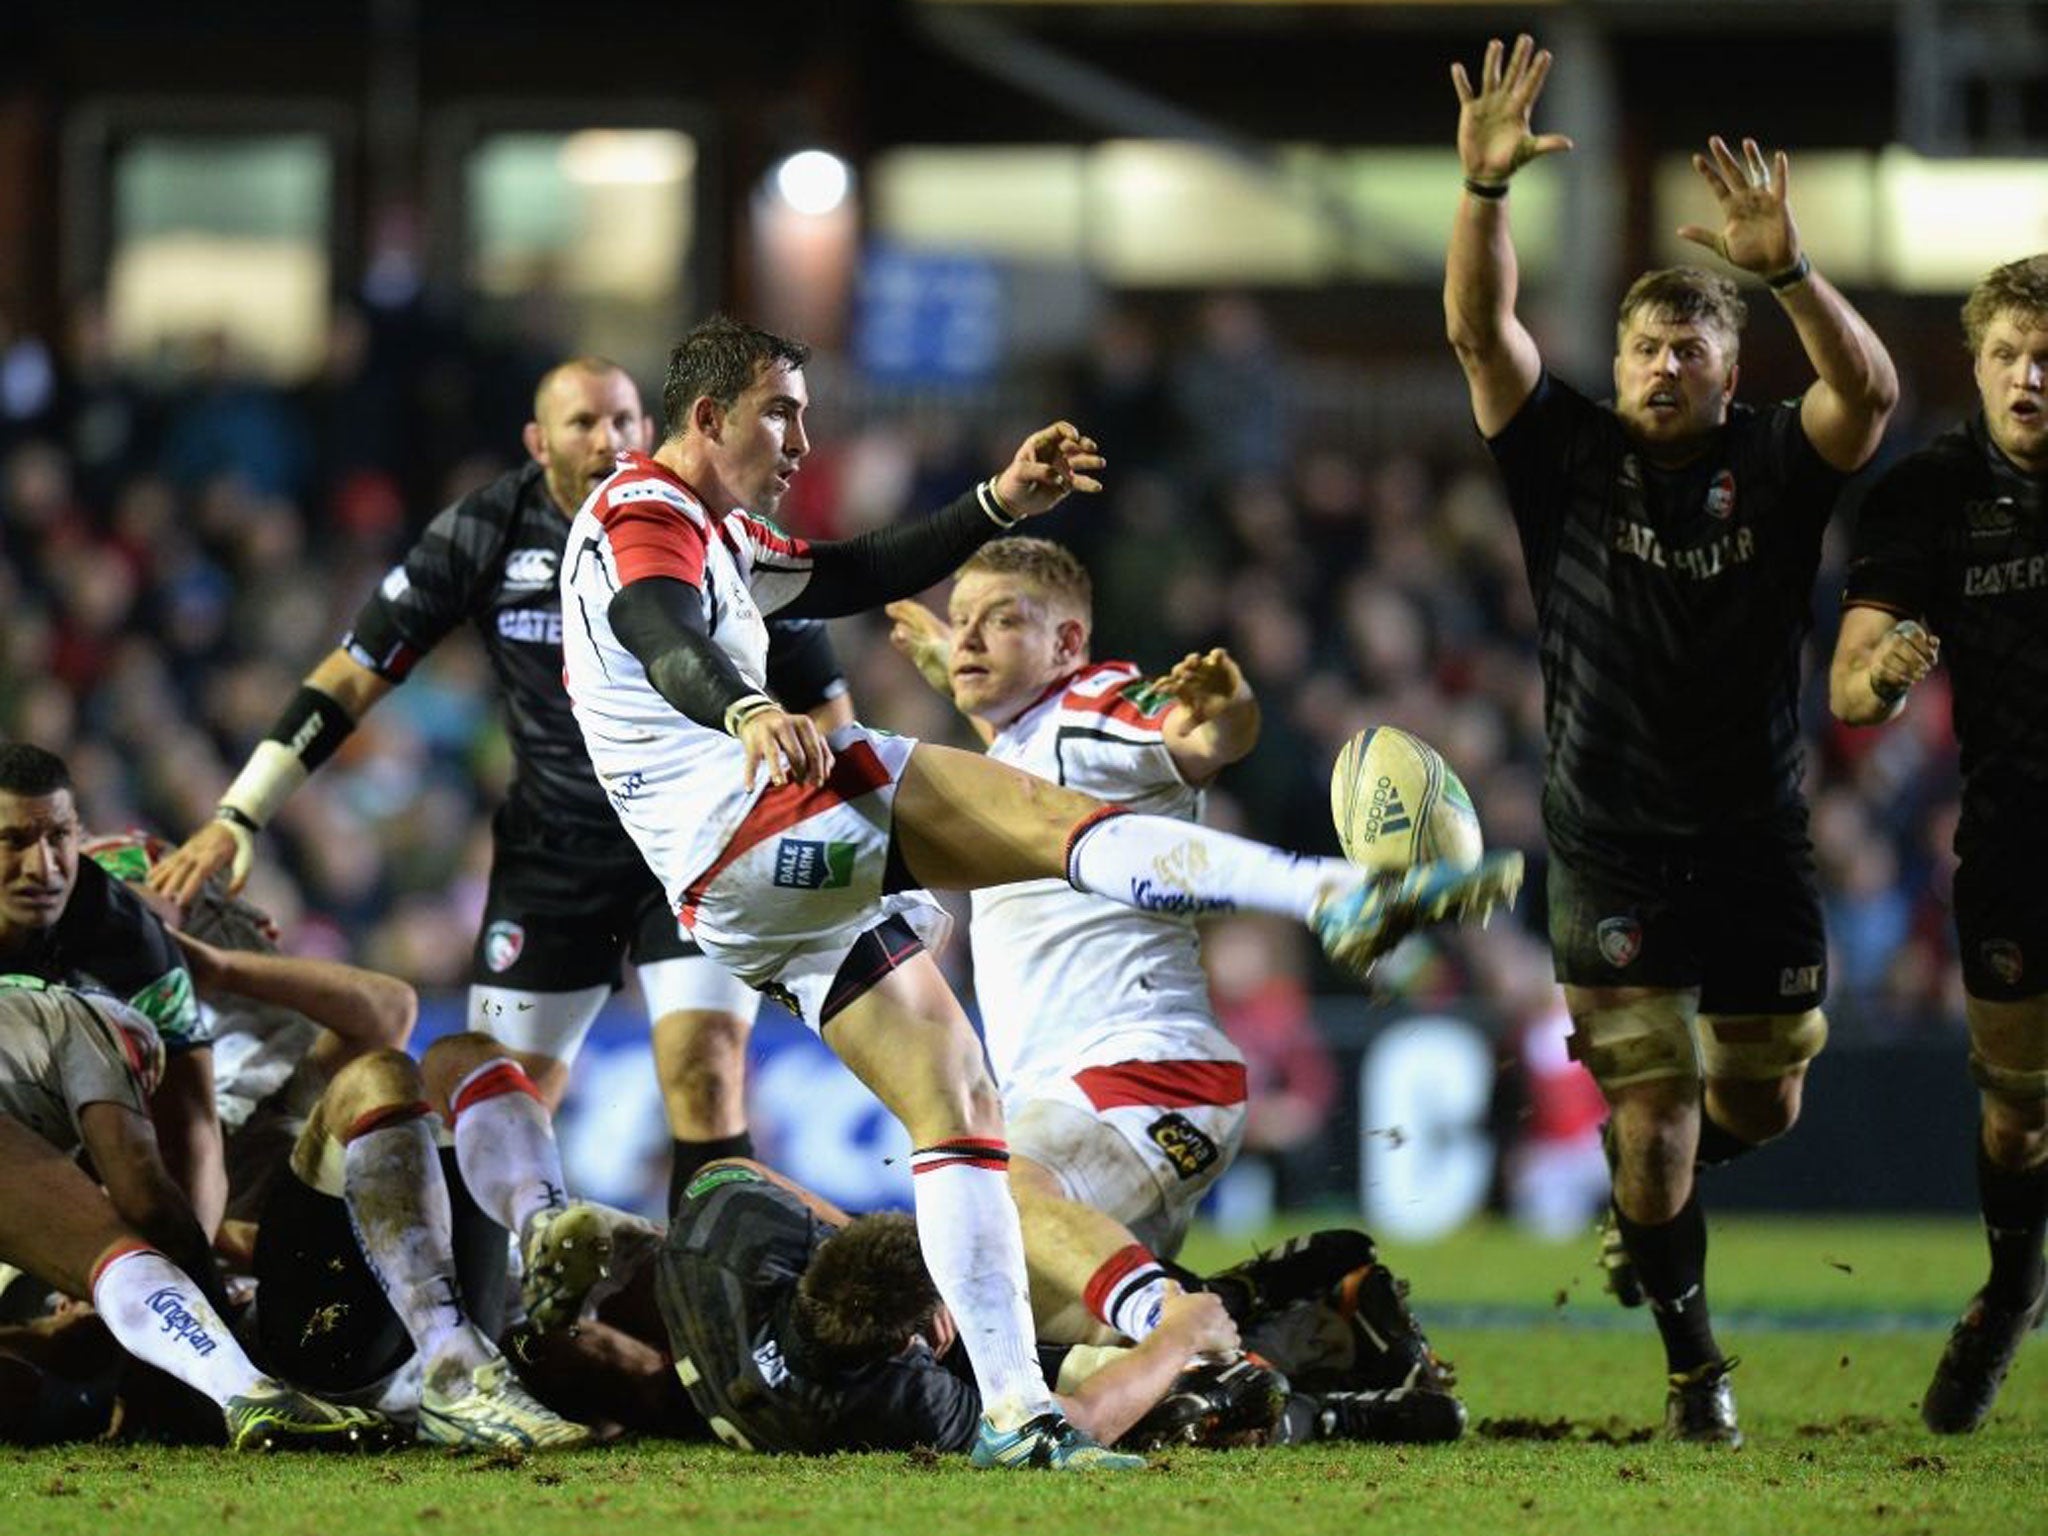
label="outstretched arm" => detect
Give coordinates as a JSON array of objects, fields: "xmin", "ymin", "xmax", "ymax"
[
  {"xmin": 1829, "ymin": 604, "xmax": 1939, "ymax": 725},
  {"xmin": 1444, "ymin": 34, "xmax": 1574, "ymax": 438},
  {"xmin": 780, "ymin": 424, "xmax": 1105, "ymax": 619},
  {"xmin": 150, "ymin": 649, "xmax": 392, "ymax": 904},
  {"xmin": 1159, "ymin": 649, "xmax": 1259, "ymax": 785},
  {"xmin": 884, "ymin": 599, "xmax": 997, "ymax": 746},
  {"xmin": 1677, "ymin": 136, "xmax": 1898, "ymax": 472}
]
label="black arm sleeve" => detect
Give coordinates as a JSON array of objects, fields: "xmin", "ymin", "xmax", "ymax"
[
  {"xmin": 778, "ymin": 488, "xmax": 1006, "ymax": 619},
  {"xmin": 764, "ymin": 619, "xmax": 848, "ymax": 714},
  {"xmin": 608, "ymin": 578, "xmax": 763, "ymax": 731}
]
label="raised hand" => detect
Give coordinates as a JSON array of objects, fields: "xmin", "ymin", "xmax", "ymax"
[
  {"xmin": 886, "ymin": 599, "xmax": 955, "ymax": 699},
  {"xmin": 1450, "ymin": 34, "xmax": 1574, "ymax": 185},
  {"xmin": 1158, "ymin": 648, "xmax": 1249, "ymax": 726},
  {"xmin": 1678, "ymin": 136, "xmax": 1802, "ymax": 277},
  {"xmin": 149, "ymin": 822, "xmax": 248, "ymax": 904},
  {"xmin": 991, "ymin": 422, "xmax": 1105, "ymax": 520}
]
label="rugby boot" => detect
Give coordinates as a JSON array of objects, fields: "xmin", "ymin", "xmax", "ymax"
[
  {"xmin": 520, "ymin": 1201, "xmax": 660, "ymax": 1333},
  {"xmin": 1120, "ymin": 1353, "xmax": 1288, "ymax": 1450},
  {"xmin": 224, "ymin": 1381, "xmax": 405, "ymax": 1453},
  {"xmin": 1920, "ymin": 1277, "xmax": 2048, "ymax": 1434},
  {"xmin": 1331, "ymin": 1260, "xmax": 1456, "ymax": 1393},
  {"xmin": 1313, "ymin": 852, "xmax": 1524, "ymax": 979},
  {"xmin": 1664, "ymin": 1356, "xmax": 1742, "ymax": 1447},
  {"xmin": 418, "ymin": 1355, "xmax": 593, "ymax": 1451},
  {"xmin": 1278, "ymin": 1387, "xmax": 1468, "ymax": 1445},
  {"xmin": 970, "ymin": 1411, "xmax": 1147, "ymax": 1470},
  {"xmin": 1208, "ymin": 1229, "xmax": 1379, "ymax": 1324}
]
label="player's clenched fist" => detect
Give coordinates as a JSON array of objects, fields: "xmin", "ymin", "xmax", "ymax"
[{"xmin": 1870, "ymin": 619, "xmax": 1940, "ymax": 703}]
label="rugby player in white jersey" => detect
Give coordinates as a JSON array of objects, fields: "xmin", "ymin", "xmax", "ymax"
[
  {"xmin": 886, "ymin": 541, "xmax": 1458, "ymax": 1416},
  {"xmin": 558, "ymin": 316, "xmax": 1519, "ymax": 1469}
]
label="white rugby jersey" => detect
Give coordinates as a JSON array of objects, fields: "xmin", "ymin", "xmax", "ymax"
[
  {"xmin": 559, "ymin": 450, "xmax": 817, "ymax": 908},
  {"xmin": 971, "ymin": 662, "xmax": 1242, "ymax": 1096}
]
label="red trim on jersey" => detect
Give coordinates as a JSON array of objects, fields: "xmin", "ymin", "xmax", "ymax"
[
  {"xmin": 449, "ymin": 1060, "xmax": 542, "ymax": 1122},
  {"xmin": 676, "ymin": 739, "xmax": 893, "ymax": 927},
  {"xmin": 1056, "ymin": 663, "xmax": 1171, "ymax": 729},
  {"xmin": 602, "ymin": 500, "xmax": 707, "ymax": 587},
  {"xmin": 1072, "ymin": 1059, "xmax": 1250, "ymax": 1112},
  {"xmin": 89, "ymin": 1240, "xmax": 157, "ymax": 1292},
  {"xmin": 730, "ymin": 512, "xmax": 811, "ymax": 563},
  {"xmin": 342, "ymin": 1100, "xmax": 433, "ymax": 1143},
  {"xmin": 1083, "ymin": 1243, "xmax": 1160, "ymax": 1326}
]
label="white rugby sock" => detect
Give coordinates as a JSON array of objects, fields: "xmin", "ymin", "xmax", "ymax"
[
  {"xmin": 90, "ymin": 1247, "xmax": 264, "ymax": 1407},
  {"xmin": 909, "ymin": 1140, "xmax": 1057, "ymax": 1429},
  {"xmin": 1066, "ymin": 810, "xmax": 1355, "ymax": 923},
  {"xmin": 1084, "ymin": 1244, "xmax": 1174, "ymax": 1341},
  {"xmin": 449, "ymin": 1058, "xmax": 569, "ymax": 1237},
  {"xmin": 342, "ymin": 1111, "xmax": 492, "ymax": 1387}
]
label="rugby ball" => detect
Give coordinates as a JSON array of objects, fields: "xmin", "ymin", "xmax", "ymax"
[{"xmin": 1330, "ymin": 726, "xmax": 1484, "ymax": 872}]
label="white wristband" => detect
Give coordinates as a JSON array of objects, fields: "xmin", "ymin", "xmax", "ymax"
[
  {"xmin": 219, "ymin": 740, "xmax": 310, "ymax": 831},
  {"xmin": 722, "ymin": 693, "xmax": 778, "ymax": 737}
]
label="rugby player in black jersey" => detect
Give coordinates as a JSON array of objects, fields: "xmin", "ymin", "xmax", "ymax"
[
  {"xmin": 150, "ymin": 359, "xmax": 851, "ymax": 1211},
  {"xmin": 1445, "ymin": 36, "xmax": 1898, "ymax": 1442},
  {"xmin": 1832, "ymin": 253, "xmax": 2048, "ymax": 1434}
]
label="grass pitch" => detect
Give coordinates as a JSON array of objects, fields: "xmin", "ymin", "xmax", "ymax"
[{"xmin": 4, "ymin": 1216, "xmax": 2043, "ymax": 1536}]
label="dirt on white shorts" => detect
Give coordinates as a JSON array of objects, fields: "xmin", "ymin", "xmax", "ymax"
[
  {"xmin": 679, "ymin": 728, "xmax": 951, "ymax": 1030},
  {"xmin": 1005, "ymin": 1053, "xmax": 1248, "ymax": 1259}
]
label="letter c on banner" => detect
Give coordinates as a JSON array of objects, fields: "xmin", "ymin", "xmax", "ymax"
[{"xmin": 1358, "ymin": 1015, "xmax": 1495, "ymax": 1240}]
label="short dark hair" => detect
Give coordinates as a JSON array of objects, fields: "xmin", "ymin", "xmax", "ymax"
[
  {"xmin": 1616, "ymin": 267, "xmax": 1747, "ymax": 360},
  {"xmin": 0, "ymin": 743, "xmax": 73, "ymax": 798},
  {"xmin": 1961, "ymin": 254, "xmax": 2048, "ymax": 354},
  {"xmin": 792, "ymin": 1214, "xmax": 939, "ymax": 1372},
  {"xmin": 661, "ymin": 316, "xmax": 811, "ymax": 439}
]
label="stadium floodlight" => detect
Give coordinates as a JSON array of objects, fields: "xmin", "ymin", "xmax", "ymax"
[{"xmin": 773, "ymin": 150, "xmax": 853, "ymax": 216}]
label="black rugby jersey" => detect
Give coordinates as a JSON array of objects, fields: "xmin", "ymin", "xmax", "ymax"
[
  {"xmin": 1488, "ymin": 374, "xmax": 1847, "ymax": 839},
  {"xmin": 343, "ymin": 463, "xmax": 845, "ymax": 836},
  {"xmin": 655, "ymin": 1171, "xmax": 978, "ymax": 1455},
  {"xmin": 0, "ymin": 857, "xmax": 204, "ymax": 1056},
  {"xmin": 1843, "ymin": 415, "xmax": 2048, "ymax": 844}
]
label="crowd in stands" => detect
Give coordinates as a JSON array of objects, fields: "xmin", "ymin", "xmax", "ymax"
[{"xmin": 0, "ymin": 290, "xmax": 1972, "ymax": 1082}]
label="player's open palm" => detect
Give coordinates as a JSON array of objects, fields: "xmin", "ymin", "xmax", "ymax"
[
  {"xmin": 992, "ymin": 422, "xmax": 1106, "ymax": 519},
  {"xmin": 1680, "ymin": 136, "xmax": 1801, "ymax": 277},
  {"xmin": 1450, "ymin": 33, "xmax": 1573, "ymax": 184},
  {"xmin": 885, "ymin": 599, "xmax": 955, "ymax": 698},
  {"xmin": 1159, "ymin": 648, "xmax": 1249, "ymax": 725}
]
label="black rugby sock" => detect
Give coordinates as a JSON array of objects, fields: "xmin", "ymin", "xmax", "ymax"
[
  {"xmin": 669, "ymin": 1132, "xmax": 754, "ymax": 1215},
  {"xmin": 1613, "ymin": 1195, "xmax": 1723, "ymax": 1375},
  {"xmin": 1976, "ymin": 1141, "xmax": 2048, "ymax": 1310},
  {"xmin": 1694, "ymin": 1115, "xmax": 1757, "ymax": 1170}
]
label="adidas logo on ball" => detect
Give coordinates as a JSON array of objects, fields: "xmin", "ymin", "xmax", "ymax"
[{"xmin": 1330, "ymin": 726, "xmax": 1484, "ymax": 872}]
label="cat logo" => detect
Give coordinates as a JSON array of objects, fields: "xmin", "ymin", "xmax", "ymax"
[{"xmin": 1146, "ymin": 1112, "xmax": 1219, "ymax": 1181}]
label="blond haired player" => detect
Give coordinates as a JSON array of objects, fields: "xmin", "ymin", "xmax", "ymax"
[{"xmin": 558, "ymin": 316, "xmax": 1518, "ymax": 1469}]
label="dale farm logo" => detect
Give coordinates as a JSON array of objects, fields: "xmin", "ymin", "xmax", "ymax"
[
  {"xmin": 772, "ymin": 839, "xmax": 857, "ymax": 890},
  {"xmin": 484, "ymin": 921, "xmax": 526, "ymax": 973},
  {"xmin": 1596, "ymin": 916, "xmax": 1643, "ymax": 969}
]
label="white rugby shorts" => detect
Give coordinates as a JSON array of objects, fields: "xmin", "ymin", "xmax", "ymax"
[
  {"xmin": 678, "ymin": 726, "xmax": 950, "ymax": 1030},
  {"xmin": 1006, "ymin": 1052, "xmax": 1248, "ymax": 1259}
]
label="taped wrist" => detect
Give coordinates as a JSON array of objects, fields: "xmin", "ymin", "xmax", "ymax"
[{"xmin": 219, "ymin": 687, "xmax": 356, "ymax": 829}]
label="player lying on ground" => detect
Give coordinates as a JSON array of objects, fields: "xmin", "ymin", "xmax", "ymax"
[
  {"xmin": 0, "ymin": 981, "xmax": 399, "ymax": 1452},
  {"xmin": 559, "ymin": 316, "xmax": 1520, "ymax": 1469},
  {"xmin": 1444, "ymin": 35, "xmax": 1897, "ymax": 1444},
  {"xmin": 884, "ymin": 537, "xmax": 1458, "ymax": 1412},
  {"xmin": 147, "ymin": 358, "xmax": 852, "ymax": 1209},
  {"xmin": 1831, "ymin": 252, "xmax": 2048, "ymax": 1435},
  {"xmin": 508, "ymin": 1158, "xmax": 1463, "ymax": 1454}
]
